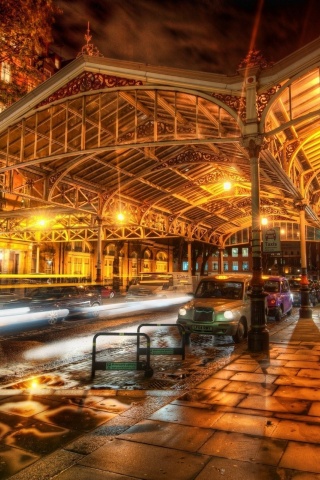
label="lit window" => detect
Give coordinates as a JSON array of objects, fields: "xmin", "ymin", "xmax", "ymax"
[
  {"xmin": 242, "ymin": 248, "xmax": 249, "ymax": 257},
  {"xmin": 242, "ymin": 261, "xmax": 249, "ymax": 271},
  {"xmin": 223, "ymin": 261, "xmax": 229, "ymax": 271},
  {"xmin": 213, "ymin": 262, "xmax": 218, "ymax": 271},
  {"xmin": 1, "ymin": 62, "xmax": 11, "ymax": 83},
  {"xmin": 232, "ymin": 248, "xmax": 238, "ymax": 257},
  {"xmin": 182, "ymin": 261, "xmax": 188, "ymax": 271},
  {"xmin": 232, "ymin": 261, "xmax": 239, "ymax": 271}
]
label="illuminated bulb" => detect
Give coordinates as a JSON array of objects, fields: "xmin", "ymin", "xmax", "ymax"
[
  {"xmin": 30, "ymin": 378, "xmax": 39, "ymax": 389},
  {"xmin": 223, "ymin": 181, "xmax": 232, "ymax": 191},
  {"xmin": 261, "ymin": 217, "xmax": 268, "ymax": 226},
  {"xmin": 117, "ymin": 213, "xmax": 124, "ymax": 222}
]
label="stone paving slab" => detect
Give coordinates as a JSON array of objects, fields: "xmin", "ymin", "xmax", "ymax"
[
  {"xmin": 271, "ymin": 418, "xmax": 320, "ymax": 443},
  {"xmin": 221, "ymin": 379, "xmax": 278, "ymax": 396},
  {"xmin": 193, "ymin": 456, "xmax": 286, "ymax": 480},
  {"xmin": 275, "ymin": 375, "xmax": 320, "ymax": 387},
  {"xmin": 198, "ymin": 430, "xmax": 287, "ymax": 466},
  {"xmin": 284, "ymin": 361, "xmax": 320, "ymax": 369},
  {"xmin": 238, "ymin": 393, "xmax": 310, "ymax": 414},
  {"xmin": 78, "ymin": 438, "xmax": 210, "ymax": 480},
  {"xmin": 279, "ymin": 441, "xmax": 320, "ymax": 473},
  {"xmin": 274, "ymin": 385, "xmax": 320, "ymax": 401},
  {"xmin": 298, "ymin": 368, "xmax": 320, "ymax": 378},
  {"xmin": 118, "ymin": 418, "xmax": 214, "ymax": 451}
]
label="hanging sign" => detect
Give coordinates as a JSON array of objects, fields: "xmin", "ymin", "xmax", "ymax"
[{"xmin": 262, "ymin": 227, "xmax": 281, "ymax": 253}]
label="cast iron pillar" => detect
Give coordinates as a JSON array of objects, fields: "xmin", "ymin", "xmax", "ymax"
[
  {"xmin": 244, "ymin": 136, "xmax": 269, "ymax": 353},
  {"xmin": 218, "ymin": 246, "xmax": 224, "ymax": 274},
  {"xmin": 95, "ymin": 216, "xmax": 103, "ymax": 283},
  {"xmin": 296, "ymin": 201, "xmax": 312, "ymax": 318}
]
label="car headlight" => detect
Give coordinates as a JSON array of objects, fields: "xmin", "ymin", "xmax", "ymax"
[
  {"xmin": 216, "ymin": 310, "xmax": 234, "ymax": 321},
  {"xmin": 178, "ymin": 307, "xmax": 187, "ymax": 316}
]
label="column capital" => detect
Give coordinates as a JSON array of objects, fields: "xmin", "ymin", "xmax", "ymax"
[
  {"xmin": 242, "ymin": 135, "xmax": 266, "ymax": 158},
  {"xmin": 294, "ymin": 199, "xmax": 308, "ymax": 211}
]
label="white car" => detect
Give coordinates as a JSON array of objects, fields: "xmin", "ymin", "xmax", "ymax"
[{"xmin": 176, "ymin": 274, "xmax": 252, "ymax": 343}]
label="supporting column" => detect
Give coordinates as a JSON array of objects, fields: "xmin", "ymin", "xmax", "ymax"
[
  {"xmin": 187, "ymin": 241, "xmax": 192, "ymax": 277},
  {"xmin": 218, "ymin": 247, "xmax": 224, "ymax": 274},
  {"xmin": 244, "ymin": 137, "xmax": 269, "ymax": 353},
  {"xmin": 95, "ymin": 217, "xmax": 102, "ymax": 283},
  {"xmin": 296, "ymin": 202, "xmax": 312, "ymax": 318},
  {"xmin": 35, "ymin": 244, "xmax": 40, "ymax": 273}
]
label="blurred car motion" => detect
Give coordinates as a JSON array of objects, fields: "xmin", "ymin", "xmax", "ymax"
[
  {"xmin": 289, "ymin": 278, "xmax": 318, "ymax": 307},
  {"xmin": 2, "ymin": 285, "xmax": 101, "ymax": 324},
  {"xmin": 85, "ymin": 285, "xmax": 115, "ymax": 298}
]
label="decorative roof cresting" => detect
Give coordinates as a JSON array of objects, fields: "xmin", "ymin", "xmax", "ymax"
[{"xmin": 77, "ymin": 22, "xmax": 104, "ymax": 58}]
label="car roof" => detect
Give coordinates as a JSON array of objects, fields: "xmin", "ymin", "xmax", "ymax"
[
  {"xmin": 262, "ymin": 275, "xmax": 287, "ymax": 281},
  {"xmin": 200, "ymin": 274, "xmax": 252, "ymax": 282}
]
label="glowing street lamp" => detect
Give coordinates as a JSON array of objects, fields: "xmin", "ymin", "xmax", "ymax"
[{"xmin": 223, "ymin": 181, "xmax": 232, "ymax": 191}]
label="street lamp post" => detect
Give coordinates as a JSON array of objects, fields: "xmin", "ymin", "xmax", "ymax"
[
  {"xmin": 245, "ymin": 136, "xmax": 269, "ymax": 353},
  {"xmin": 95, "ymin": 217, "xmax": 103, "ymax": 283},
  {"xmin": 296, "ymin": 201, "xmax": 312, "ymax": 318}
]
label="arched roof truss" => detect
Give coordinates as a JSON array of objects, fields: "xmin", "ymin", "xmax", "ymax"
[
  {"xmin": 264, "ymin": 62, "xmax": 320, "ymax": 214},
  {"xmin": 0, "ymin": 41, "xmax": 320, "ymax": 244}
]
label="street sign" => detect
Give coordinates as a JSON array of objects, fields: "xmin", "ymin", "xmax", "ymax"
[{"xmin": 262, "ymin": 227, "xmax": 281, "ymax": 253}]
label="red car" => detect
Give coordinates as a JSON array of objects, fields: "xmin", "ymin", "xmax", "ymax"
[{"xmin": 85, "ymin": 285, "xmax": 115, "ymax": 299}]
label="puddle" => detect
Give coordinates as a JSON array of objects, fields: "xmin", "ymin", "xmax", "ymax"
[{"xmin": 5, "ymin": 373, "xmax": 78, "ymax": 390}]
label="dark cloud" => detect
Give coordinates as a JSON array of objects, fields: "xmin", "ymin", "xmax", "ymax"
[{"xmin": 53, "ymin": 0, "xmax": 320, "ymax": 75}]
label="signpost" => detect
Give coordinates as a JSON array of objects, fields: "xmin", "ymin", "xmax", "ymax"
[{"xmin": 262, "ymin": 227, "xmax": 281, "ymax": 253}]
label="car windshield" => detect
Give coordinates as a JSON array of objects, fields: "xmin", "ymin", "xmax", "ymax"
[
  {"xmin": 195, "ymin": 281, "xmax": 243, "ymax": 299},
  {"xmin": 263, "ymin": 281, "xmax": 280, "ymax": 293},
  {"xmin": 289, "ymin": 281, "xmax": 300, "ymax": 289}
]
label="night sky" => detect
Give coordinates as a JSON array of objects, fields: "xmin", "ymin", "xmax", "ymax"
[{"xmin": 52, "ymin": 0, "xmax": 320, "ymax": 75}]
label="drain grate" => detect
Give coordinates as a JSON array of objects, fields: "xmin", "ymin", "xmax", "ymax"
[{"xmin": 143, "ymin": 378, "xmax": 176, "ymax": 389}]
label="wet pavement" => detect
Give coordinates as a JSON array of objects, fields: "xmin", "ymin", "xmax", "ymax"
[{"xmin": 2, "ymin": 309, "xmax": 320, "ymax": 479}]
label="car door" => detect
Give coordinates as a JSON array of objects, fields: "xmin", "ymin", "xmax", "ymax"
[{"xmin": 281, "ymin": 279, "xmax": 291, "ymax": 313}]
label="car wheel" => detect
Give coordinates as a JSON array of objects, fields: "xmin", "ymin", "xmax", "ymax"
[
  {"xmin": 232, "ymin": 319, "xmax": 246, "ymax": 343},
  {"xmin": 91, "ymin": 302, "xmax": 100, "ymax": 318},
  {"xmin": 48, "ymin": 311, "xmax": 59, "ymax": 325},
  {"xmin": 275, "ymin": 307, "xmax": 283, "ymax": 322}
]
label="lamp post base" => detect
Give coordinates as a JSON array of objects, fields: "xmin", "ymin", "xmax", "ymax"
[
  {"xmin": 95, "ymin": 268, "xmax": 102, "ymax": 283},
  {"xmin": 299, "ymin": 306, "xmax": 313, "ymax": 318},
  {"xmin": 248, "ymin": 328, "xmax": 269, "ymax": 353},
  {"xmin": 248, "ymin": 283, "xmax": 269, "ymax": 353}
]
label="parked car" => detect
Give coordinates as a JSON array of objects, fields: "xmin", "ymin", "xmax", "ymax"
[
  {"xmin": 176, "ymin": 274, "xmax": 252, "ymax": 344},
  {"xmin": 262, "ymin": 275, "xmax": 293, "ymax": 321},
  {"xmin": 288, "ymin": 278, "xmax": 318, "ymax": 307},
  {"xmin": 85, "ymin": 285, "xmax": 115, "ymax": 299},
  {"xmin": 3, "ymin": 285, "xmax": 101, "ymax": 324}
]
